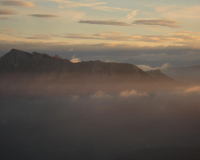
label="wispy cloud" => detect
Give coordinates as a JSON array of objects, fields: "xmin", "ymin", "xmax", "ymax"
[
  {"xmin": 126, "ymin": 10, "xmax": 138, "ymax": 20},
  {"xmin": 4, "ymin": 29, "xmax": 14, "ymax": 32},
  {"xmin": 132, "ymin": 19, "xmax": 181, "ymax": 28},
  {"xmin": 0, "ymin": 17, "xmax": 11, "ymax": 20},
  {"xmin": 91, "ymin": 5, "xmax": 130, "ymax": 12},
  {"xmin": 26, "ymin": 35, "xmax": 51, "ymax": 40},
  {"xmin": 154, "ymin": 5, "xmax": 200, "ymax": 19},
  {"xmin": 0, "ymin": 9, "xmax": 17, "ymax": 15},
  {"xmin": 64, "ymin": 33, "xmax": 100, "ymax": 40},
  {"xmin": 183, "ymin": 86, "xmax": 200, "ymax": 94},
  {"xmin": 50, "ymin": 0, "xmax": 106, "ymax": 8},
  {"xmin": 50, "ymin": 0, "xmax": 130, "ymax": 12},
  {"xmin": 79, "ymin": 20, "xmax": 130, "ymax": 26},
  {"xmin": 28, "ymin": 14, "xmax": 59, "ymax": 18},
  {"xmin": 0, "ymin": 1, "xmax": 35, "ymax": 7},
  {"xmin": 175, "ymin": 86, "xmax": 200, "ymax": 94},
  {"xmin": 64, "ymin": 32, "xmax": 184, "ymax": 43},
  {"xmin": 60, "ymin": 11, "xmax": 85, "ymax": 21}
]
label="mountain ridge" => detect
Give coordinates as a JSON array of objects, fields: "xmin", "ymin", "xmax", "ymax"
[
  {"xmin": 0, "ymin": 49, "xmax": 154, "ymax": 82},
  {"xmin": 0, "ymin": 49, "xmax": 183, "ymax": 97}
]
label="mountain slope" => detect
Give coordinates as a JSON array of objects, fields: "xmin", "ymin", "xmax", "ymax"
[{"xmin": 146, "ymin": 69, "xmax": 179, "ymax": 85}]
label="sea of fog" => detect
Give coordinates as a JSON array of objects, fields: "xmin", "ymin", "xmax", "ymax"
[{"xmin": 1, "ymin": 88, "xmax": 200, "ymax": 160}]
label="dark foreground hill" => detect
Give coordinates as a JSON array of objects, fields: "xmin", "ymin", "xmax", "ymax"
[{"xmin": 0, "ymin": 49, "xmax": 181, "ymax": 97}]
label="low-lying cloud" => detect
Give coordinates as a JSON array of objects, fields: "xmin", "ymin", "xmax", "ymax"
[
  {"xmin": 183, "ymin": 86, "xmax": 200, "ymax": 94},
  {"xmin": 137, "ymin": 63, "xmax": 169, "ymax": 71},
  {"xmin": 120, "ymin": 90, "xmax": 148, "ymax": 97},
  {"xmin": 1, "ymin": 88, "xmax": 200, "ymax": 160},
  {"xmin": 89, "ymin": 90, "xmax": 112, "ymax": 99}
]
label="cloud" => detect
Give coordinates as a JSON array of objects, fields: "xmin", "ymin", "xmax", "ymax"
[
  {"xmin": 0, "ymin": 17, "xmax": 11, "ymax": 20},
  {"xmin": 61, "ymin": 11, "xmax": 85, "ymax": 21},
  {"xmin": 132, "ymin": 19, "xmax": 181, "ymax": 28},
  {"xmin": 120, "ymin": 90, "xmax": 148, "ymax": 97},
  {"xmin": 174, "ymin": 86, "xmax": 200, "ymax": 95},
  {"xmin": 4, "ymin": 29, "xmax": 13, "ymax": 32},
  {"xmin": 70, "ymin": 55, "xmax": 81, "ymax": 63},
  {"xmin": 79, "ymin": 20, "xmax": 130, "ymax": 26},
  {"xmin": 91, "ymin": 6, "xmax": 130, "ymax": 12},
  {"xmin": 50, "ymin": 0, "xmax": 106, "ymax": 8},
  {"xmin": 154, "ymin": 5, "xmax": 200, "ymax": 19},
  {"xmin": 51, "ymin": 0, "xmax": 130, "ymax": 12},
  {"xmin": 26, "ymin": 35, "xmax": 51, "ymax": 40},
  {"xmin": 28, "ymin": 14, "xmax": 59, "ymax": 18},
  {"xmin": 89, "ymin": 91, "xmax": 111, "ymax": 99},
  {"xmin": 183, "ymin": 86, "xmax": 200, "ymax": 94},
  {"xmin": 1, "ymin": 40, "xmax": 200, "ymax": 68},
  {"xmin": 64, "ymin": 32, "xmax": 183, "ymax": 43},
  {"xmin": 0, "ymin": 9, "xmax": 17, "ymax": 15},
  {"xmin": 0, "ymin": 1, "xmax": 35, "ymax": 7},
  {"xmin": 126, "ymin": 10, "xmax": 138, "ymax": 20},
  {"xmin": 137, "ymin": 63, "xmax": 169, "ymax": 71},
  {"xmin": 65, "ymin": 33, "xmax": 101, "ymax": 40}
]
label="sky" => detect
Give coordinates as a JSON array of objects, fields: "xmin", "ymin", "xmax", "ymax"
[{"xmin": 1, "ymin": 0, "xmax": 200, "ymax": 68}]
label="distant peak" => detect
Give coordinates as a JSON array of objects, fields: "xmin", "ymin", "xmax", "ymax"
[
  {"xmin": 10, "ymin": 48, "xmax": 23, "ymax": 52},
  {"xmin": 147, "ymin": 69, "xmax": 161, "ymax": 73},
  {"xmin": 154, "ymin": 69, "xmax": 161, "ymax": 73},
  {"xmin": 54, "ymin": 55, "xmax": 63, "ymax": 60}
]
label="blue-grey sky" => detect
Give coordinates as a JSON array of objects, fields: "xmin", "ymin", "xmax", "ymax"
[{"xmin": 1, "ymin": 0, "xmax": 200, "ymax": 68}]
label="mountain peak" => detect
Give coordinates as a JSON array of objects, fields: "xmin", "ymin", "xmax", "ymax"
[
  {"xmin": 146, "ymin": 69, "xmax": 178, "ymax": 85},
  {"xmin": 147, "ymin": 69, "xmax": 162, "ymax": 74},
  {"xmin": 54, "ymin": 55, "xmax": 63, "ymax": 60},
  {"xmin": 0, "ymin": 49, "xmax": 71, "ymax": 71},
  {"xmin": 10, "ymin": 48, "xmax": 22, "ymax": 52}
]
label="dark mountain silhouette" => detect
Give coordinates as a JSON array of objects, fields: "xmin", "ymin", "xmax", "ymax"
[
  {"xmin": 0, "ymin": 49, "xmax": 181, "ymax": 97},
  {"xmin": 0, "ymin": 49, "xmax": 71, "ymax": 72},
  {"xmin": 0, "ymin": 49, "xmax": 155, "ymax": 82}
]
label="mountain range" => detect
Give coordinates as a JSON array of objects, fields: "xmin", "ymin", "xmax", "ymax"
[{"xmin": 0, "ymin": 49, "xmax": 182, "ymax": 97}]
